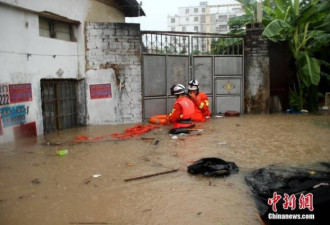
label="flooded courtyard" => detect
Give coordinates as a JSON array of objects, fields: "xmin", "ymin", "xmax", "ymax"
[{"xmin": 0, "ymin": 114, "xmax": 330, "ymax": 225}]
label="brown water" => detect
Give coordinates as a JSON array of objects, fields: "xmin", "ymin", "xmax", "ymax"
[{"xmin": 0, "ymin": 114, "xmax": 329, "ymax": 225}]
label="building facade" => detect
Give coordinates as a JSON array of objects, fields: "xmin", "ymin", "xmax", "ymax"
[
  {"xmin": 167, "ymin": 1, "xmax": 244, "ymax": 34},
  {"xmin": 0, "ymin": 0, "xmax": 144, "ymax": 144}
]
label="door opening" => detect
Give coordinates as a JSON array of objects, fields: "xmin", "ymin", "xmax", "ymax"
[{"xmin": 41, "ymin": 79, "xmax": 78, "ymax": 133}]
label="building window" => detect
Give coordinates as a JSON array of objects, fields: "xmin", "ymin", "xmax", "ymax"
[
  {"xmin": 211, "ymin": 14, "xmax": 216, "ymax": 22},
  {"xmin": 218, "ymin": 15, "xmax": 227, "ymax": 22},
  {"xmin": 233, "ymin": 7, "xmax": 243, "ymax": 13},
  {"xmin": 201, "ymin": 24, "xmax": 206, "ymax": 32},
  {"xmin": 186, "ymin": 8, "xmax": 189, "ymax": 14},
  {"xmin": 39, "ymin": 16, "xmax": 74, "ymax": 41},
  {"xmin": 218, "ymin": 25, "xmax": 227, "ymax": 31},
  {"xmin": 201, "ymin": 15, "xmax": 206, "ymax": 23},
  {"xmin": 194, "ymin": 8, "xmax": 198, "ymax": 13},
  {"xmin": 182, "ymin": 26, "xmax": 186, "ymax": 32},
  {"xmin": 186, "ymin": 17, "xmax": 189, "ymax": 22},
  {"xmin": 194, "ymin": 17, "xmax": 198, "ymax": 22},
  {"xmin": 171, "ymin": 27, "xmax": 175, "ymax": 31},
  {"xmin": 171, "ymin": 18, "xmax": 175, "ymax": 23},
  {"xmin": 194, "ymin": 26, "xmax": 198, "ymax": 32},
  {"xmin": 202, "ymin": 8, "xmax": 205, "ymax": 13}
]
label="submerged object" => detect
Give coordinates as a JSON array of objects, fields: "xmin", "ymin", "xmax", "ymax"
[
  {"xmin": 124, "ymin": 169, "xmax": 178, "ymax": 182},
  {"xmin": 224, "ymin": 111, "xmax": 240, "ymax": 117},
  {"xmin": 56, "ymin": 149, "xmax": 68, "ymax": 156},
  {"xmin": 245, "ymin": 164, "xmax": 330, "ymax": 224},
  {"xmin": 187, "ymin": 158, "xmax": 239, "ymax": 177}
]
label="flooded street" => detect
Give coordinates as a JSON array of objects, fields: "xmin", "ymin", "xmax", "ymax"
[{"xmin": 0, "ymin": 114, "xmax": 330, "ymax": 225}]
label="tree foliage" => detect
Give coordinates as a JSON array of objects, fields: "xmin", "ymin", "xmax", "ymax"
[
  {"xmin": 262, "ymin": 0, "xmax": 330, "ymax": 109},
  {"xmin": 229, "ymin": 0, "xmax": 330, "ymax": 110}
]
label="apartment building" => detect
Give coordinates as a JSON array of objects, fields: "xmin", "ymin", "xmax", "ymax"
[{"xmin": 167, "ymin": 1, "xmax": 244, "ymax": 34}]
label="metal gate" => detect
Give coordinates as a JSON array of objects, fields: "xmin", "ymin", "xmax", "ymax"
[
  {"xmin": 41, "ymin": 79, "xmax": 78, "ymax": 133},
  {"xmin": 142, "ymin": 32, "xmax": 244, "ymax": 119}
]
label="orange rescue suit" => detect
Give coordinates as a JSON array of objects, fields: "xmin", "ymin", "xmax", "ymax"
[
  {"xmin": 190, "ymin": 91, "xmax": 211, "ymax": 122},
  {"xmin": 168, "ymin": 96, "xmax": 195, "ymax": 129}
]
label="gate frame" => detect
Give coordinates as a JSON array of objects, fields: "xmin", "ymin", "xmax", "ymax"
[
  {"xmin": 142, "ymin": 54, "xmax": 191, "ymax": 119},
  {"xmin": 141, "ymin": 31, "xmax": 244, "ymax": 120},
  {"xmin": 191, "ymin": 55, "xmax": 245, "ymax": 114}
]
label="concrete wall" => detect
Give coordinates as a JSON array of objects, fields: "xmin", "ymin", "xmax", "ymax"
[
  {"xmin": 85, "ymin": 23, "xmax": 142, "ymax": 124},
  {"xmin": 244, "ymin": 25, "xmax": 270, "ymax": 114},
  {"xmin": 0, "ymin": 0, "xmax": 127, "ymax": 143},
  {"xmin": 86, "ymin": 0, "xmax": 125, "ymax": 23}
]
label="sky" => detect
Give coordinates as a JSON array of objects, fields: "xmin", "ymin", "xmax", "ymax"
[{"xmin": 126, "ymin": 0, "xmax": 239, "ymax": 31}]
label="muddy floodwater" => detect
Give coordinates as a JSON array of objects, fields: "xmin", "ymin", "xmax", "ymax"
[{"xmin": 0, "ymin": 114, "xmax": 330, "ymax": 225}]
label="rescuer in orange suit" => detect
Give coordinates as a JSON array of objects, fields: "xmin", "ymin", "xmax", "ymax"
[
  {"xmin": 167, "ymin": 84, "xmax": 195, "ymax": 132},
  {"xmin": 188, "ymin": 79, "xmax": 211, "ymax": 122}
]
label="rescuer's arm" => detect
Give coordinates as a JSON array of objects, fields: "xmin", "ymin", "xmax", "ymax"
[
  {"xmin": 168, "ymin": 103, "xmax": 182, "ymax": 123},
  {"xmin": 195, "ymin": 93, "xmax": 211, "ymax": 116}
]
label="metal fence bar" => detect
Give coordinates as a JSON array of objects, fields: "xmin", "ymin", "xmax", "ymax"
[
  {"xmin": 141, "ymin": 31, "xmax": 243, "ymax": 56},
  {"xmin": 191, "ymin": 35, "xmax": 243, "ymax": 56}
]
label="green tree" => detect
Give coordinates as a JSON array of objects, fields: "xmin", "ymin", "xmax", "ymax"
[
  {"xmin": 228, "ymin": 0, "xmax": 274, "ymax": 35},
  {"xmin": 262, "ymin": 0, "xmax": 330, "ymax": 110},
  {"xmin": 210, "ymin": 38, "xmax": 243, "ymax": 55}
]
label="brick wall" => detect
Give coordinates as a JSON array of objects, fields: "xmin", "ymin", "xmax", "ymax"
[
  {"xmin": 85, "ymin": 22, "xmax": 142, "ymax": 124},
  {"xmin": 244, "ymin": 27, "xmax": 269, "ymax": 57}
]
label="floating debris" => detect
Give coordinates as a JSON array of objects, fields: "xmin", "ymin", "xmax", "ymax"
[
  {"xmin": 124, "ymin": 169, "xmax": 178, "ymax": 182},
  {"xmin": 31, "ymin": 178, "xmax": 41, "ymax": 184},
  {"xmin": 56, "ymin": 149, "xmax": 68, "ymax": 156}
]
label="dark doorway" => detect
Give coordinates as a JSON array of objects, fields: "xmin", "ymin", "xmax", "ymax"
[
  {"xmin": 269, "ymin": 41, "xmax": 291, "ymax": 112},
  {"xmin": 41, "ymin": 79, "xmax": 78, "ymax": 133}
]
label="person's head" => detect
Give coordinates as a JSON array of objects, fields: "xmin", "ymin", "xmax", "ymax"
[
  {"xmin": 170, "ymin": 84, "xmax": 186, "ymax": 99},
  {"xmin": 188, "ymin": 79, "xmax": 199, "ymax": 95}
]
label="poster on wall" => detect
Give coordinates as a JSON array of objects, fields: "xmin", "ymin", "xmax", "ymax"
[
  {"xmin": 13, "ymin": 121, "xmax": 37, "ymax": 140},
  {"xmin": 0, "ymin": 105, "xmax": 26, "ymax": 128},
  {"xmin": 9, "ymin": 83, "xmax": 33, "ymax": 103},
  {"xmin": 0, "ymin": 83, "xmax": 10, "ymax": 106},
  {"xmin": 90, "ymin": 83, "xmax": 112, "ymax": 99}
]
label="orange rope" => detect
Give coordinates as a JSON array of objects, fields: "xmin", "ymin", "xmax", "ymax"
[
  {"xmin": 72, "ymin": 124, "xmax": 160, "ymax": 142},
  {"xmin": 111, "ymin": 124, "xmax": 160, "ymax": 139}
]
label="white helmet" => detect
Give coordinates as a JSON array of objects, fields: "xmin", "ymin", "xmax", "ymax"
[
  {"xmin": 171, "ymin": 84, "xmax": 186, "ymax": 95},
  {"xmin": 188, "ymin": 79, "xmax": 199, "ymax": 91}
]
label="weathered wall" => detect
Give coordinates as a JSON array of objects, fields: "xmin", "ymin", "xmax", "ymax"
[
  {"xmin": 85, "ymin": 23, "xmax": 142, "ymax": 124},
  {"xmin": 0, "ymin": 0, "xmax": 126, "ymax": 80},
  {"xmin": 86, "ymin": 0, "xmax": 125, "ymax": 23},
  {"xmin": 0, "ymin": 5, "xmax": 79, "ymax": 143},
  {"xmin": 244, "ymin": 25, "xmax": 270, "ymax": 113},
  {"xmin": 0, "ymin": 1, "xmax": 128, "ymax": 143}
]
